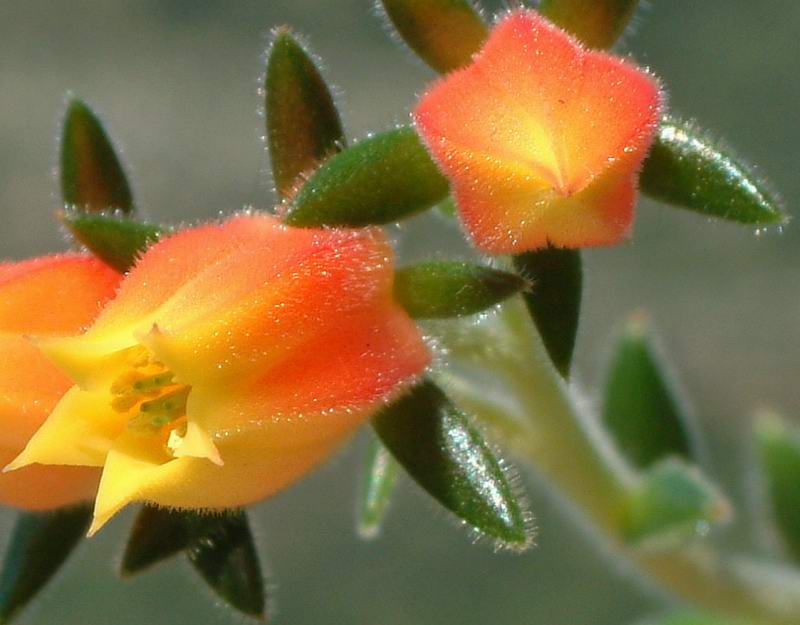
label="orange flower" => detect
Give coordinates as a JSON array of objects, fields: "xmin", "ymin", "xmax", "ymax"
[
  {"xmin": 414, "ymin": 9, "xmax": 663, "ymax": 254},
  {"xmin": 6, "ymin": 214, "xmax": 429, "ymax": 534},
  {"xmin": 0, "ymin": 254, "xmax": 121, "ymax": 510}
]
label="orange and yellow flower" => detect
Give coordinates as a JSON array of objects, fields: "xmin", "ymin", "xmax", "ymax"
[
  {"xmin": 414, "ymin": 9, "xmax": 663, "ymax": 254},
  {"xmin": 6, "ymin": 214, "xmax": 429, "ymax": 534},
  {"xmin": 0, "ymin": 254, "xmax": 121, "ymax": 510}
]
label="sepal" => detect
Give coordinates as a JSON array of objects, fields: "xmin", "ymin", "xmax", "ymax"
[{"xmin": 372, "ymin": 378, "xmax": 533, "ymax": 549}]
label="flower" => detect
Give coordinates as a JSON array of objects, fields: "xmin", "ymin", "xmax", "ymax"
[
  {"xmin": 6, "ymin": 214, "xmax": 429, "ymax": 534},
  {"xmin": 0, "ymin": 254, "xmax": 121, "ymax": 509},
  {"xmin": 414, "ymin": 9, "xmax": 663, "ymax": 254}
]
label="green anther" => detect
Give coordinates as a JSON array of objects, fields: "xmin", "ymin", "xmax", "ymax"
[
  {"xmin": 132, "ymin": 371, "xmax": 174, "ymax": 392},
  {"xmin": 129, "ymin": 386, "xmax": 190, "ymax": 432}
]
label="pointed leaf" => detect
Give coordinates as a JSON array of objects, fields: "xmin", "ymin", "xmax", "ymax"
[
  {"xmin": 284, "ymin": 127, "xmax": 448, "ymax": 227},
  {"xmin": 623, "ymin": 459, "xmax": 730, "ymax": 548},
  {"xmin": 60, "ymin": 99, "xmax": 134, "ymax": 214},
  {"xmin": 0, "ymin": 504, "xmax": 91, "ymax": 623},
  {"xmin": 373, "ymin": 378, "xmax": 532, "ymax": 549},
  {"xmin": 513, "ymin": 247, "xmax": 582, "ymax": 378},
  {"xmin": 357, "ymin": 434, "xmax": 400, "ymax": 540},
  {"xmin": 61, "ymin": 211, "xmax": 166, "ymax": 272},
  {"xmin": 379, "ymin": 0, "xmax": 487, "ymax": 73},
  {"xmin": 538, "ymin": 0, "xmax": 640, "ymax": 49},
  {"xmin": 603, "ymin": 314, "xmax": 693, "ymax": 468},
  {"xmin": 266, "ymin": 28, "xmax": 345, "ymax": 199},
  {"xmin": 641, "ymin": 118, "xmax": 786, "ymax": 225},
  {"xmin": 395, "ymin": 261, "xmax": 528, "ymax": 319},
  {"xmin": 120, "ymin": 506, "xmax": 189, "ymax": 576},
  {"xmin": 756, "ymin": 413, "xmax": 800, "ymax": 562},
  {"xmin": 185, "ymin": 511, "xmax": 266, "ymax": 619},
  {"xmin": 643, "ymin": 613, "xmax": 756, "ymax": 625}
]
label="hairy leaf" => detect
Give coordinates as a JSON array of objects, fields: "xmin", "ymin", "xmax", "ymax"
[
  {"xmin": 266, "ymin": 28, "xmax": 345, "ymax": 199},
  {"xmin": 373, "ymin": 378, "xmax": 532, "ymax": 549}
]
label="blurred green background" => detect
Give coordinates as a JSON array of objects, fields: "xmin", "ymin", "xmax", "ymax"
[{"xmin": 0, "ymin": 1, "xmax": 798, "ymax": 624}]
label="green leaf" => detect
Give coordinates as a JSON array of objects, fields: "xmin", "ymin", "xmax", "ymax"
[
  {"xmin": 60, "ymin": 98, "xmax": 134, "ymax": 214},
  {"xmin": 0, "ymin": 504, "xmax": 91, "ymax": 623},
  {"xmin": 120, "ymin": 506, "xmax": 189, "ymax": 576},
  {"xmin": 373, "ymin": 378, "xmax": 532, "ymax": 549},
  {"xmin": 513, "ymin": 247, "xmax": 582, "ymax": 378},
  {"xmin": 640, "ymin": 118, "xmax": 786, "ymax": 226},
  {"xmin": 394, "ymin": 261, "xmax": 528, "ymax": 319},
  {"xmin": 284, "ymin": 127, "xmax": 448, "ymax": 227},
  {"xmin": 379, "ymin": 0, "xmax": 487, "ymax": 73},
  {"xmin": 538, "ymin": 0, "xmax": 640, "ymax": 49},
  {"xmin": 756, "ymin": 413, "xmax": 800, "ymax": 562},
  {"xmin": 61, "ymin": 211, "xmax": 166, "ymax": 272},
  {"xmin": 603, "ymin": 314, "xmax": 693, "ymax": 468},
  {"xmin": 623, "ymin": 459, "xmax": 730, "ymax": 548},
  {"xmin": 266, "ymin": 28, "xmax": 345, "ymax": 199},
  {"xmin": 185, "ymin": 511, "xmax": 266, "ymax": 619},
  {"xmin": 357, "ymin": 434, "xmax": 400, "ymax": 540}
]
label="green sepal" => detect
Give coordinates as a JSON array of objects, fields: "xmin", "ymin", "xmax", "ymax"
[
  {"xmin": 266, "ymin": 28, "xmax": 345, "ymax": 199},
  {"xmin": 373, "ymin": 378, "xmax": 533, "ymax": 549},
  {"xmin": 184, "ymin": 511, "xmax": 266, "ymax": 620},
  {"xmin": 513, "ymin": 247, "xmax": 582, "ymax": 378},
  {"xmin": 284, "ymin": 127, "xmax": 448, "ymax": 227},
  {"xmin": 357, "ymin": 434, "xmax": 400, "ymax": 540},
  {"xmin": 120, "ymin": 507, "xmax": 266, "ymax": 619},
  {"xmin": 60, "ymin": 98, "xmax": 134, "ymax": 214},
  {"xmin": 641, "ymin": 117, "xmax": 786, "ymax": 226},
  {"xmin": 120, "ymin": 506, "xmax": 189, "ymax": 576},
  {"xmin": 756, "ymin": 413, "xmax": 800, "ymax": 562},
  {"xmin": 394, "ymin": 261, "xmax": 528, "ymax": 319},
  {"xmin": 61, "ymin": 211, "xmax": 167, "ymax": 272},
  {"xmin": 538, "ymin": 0, "xmax": 640, "ymax": 49},
  {"xmin": 0, "ymin": 504, "xmax": 92, "ymax": 624},
  {"xmin": 623, "ymin": 459, "xmax": 730, "ymax": 549},
  {"xmin": 603, "ymin": 314, "xmax": 693, "ymax": 468},
  {"xmin": 379, "ymin": 0, "xmax": 487, "ymax": 73}
]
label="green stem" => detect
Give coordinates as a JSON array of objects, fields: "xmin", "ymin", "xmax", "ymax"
[{"xmin": 443, "ymin": 298, "xmax": 800, "ymax": 624}]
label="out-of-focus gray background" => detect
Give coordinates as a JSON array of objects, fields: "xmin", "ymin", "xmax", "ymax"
[{"xmin": 0, "ymin": 1, "xmax": 798, "ymax": 624}]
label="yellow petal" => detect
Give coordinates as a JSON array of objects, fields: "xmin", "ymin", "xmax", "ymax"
[
  {"xmin": 89, "ymin": 432, "xmax": 171, "ymax": 536},
  {"xmin": 169, "ymin": 420, "xmax": 223, "ymax": 466},
  {"xmin": 36, "ymin": 334, "xmax": 139, "ymax": 391},
  {"xmin": 4, "ymin": 386, "xmax": 123, "ymax": 471}
]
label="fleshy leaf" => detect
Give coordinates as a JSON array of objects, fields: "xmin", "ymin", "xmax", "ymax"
[
  {"xmin": 284, "ymin": 127, "xmax": 448, "ymax": 227},
  {"xmin": 61, "ymin": 211, "xmax": 167, "ymax": 272},
  {"xmin": 394, "ymin": 261, "xmax": 528, "ymax": 319},
  {"xmin": 603, "ymin": 314, "xmax": 693, "ymax": 468},
  {"xmin": 623, "ymin": 459, "xmax": 730, "ymax": 548},
  {"xmin": 120, "ymin": 506, "xmax": 189, "ymax": 576},
  {"xmin": 756, "ymin": 413, "xmax": 800, "ymax": 562},
  {"xmin": 60, "ymin": 99, "xmax": 134, "ymax": 214},
  {"xmin": 372, "ymin": 378, "xmax": 532, "ymax": 549},
  {"xmin": 266, "ymin": 28, "xmax": 345, "ymax": 199},
  {"xmin": 379, "ymin": 0, "xmax": 487, "ymax": 73},
  {"xmin": 538, "ymin": 0, "xmax": 640, "ymax": 49},
  {"xmin": 640, "ymin": 117, "xmax": 786, "ymax": 225},
  {"xmin": 513, "ymin": 247, "xmax": 582, "ymax": 378},
  {"xmin": 357, "ymin": 434, "xmax": 400, "ymax": 540},
  {"xmin": 185, "ymin": 511, "xmax": 266, "ymax": 619},
  {"xmin": 0, "ymin": 505, "xmax": 92, "ymax": 624}
]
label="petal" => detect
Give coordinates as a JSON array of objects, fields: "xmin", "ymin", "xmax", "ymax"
[
  {"xmin": 413, "ymin": 9, "xmax": 662, "ymax": 253},
  {"xmin": 5, "ymin": 386, "xmax": 124, "ymax": 471},
  {"xmin": 141, "ymin": 222, "xmax": 398, "ymax": 387},
  {"xmin": 0, "ymin": 254, "xmax": 120, "ymax": 335}
]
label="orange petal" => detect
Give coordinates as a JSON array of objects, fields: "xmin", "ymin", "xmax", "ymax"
[
  {"xmin": 0, "ymin": 254, "xmax": 121, "ymax": 335},
  {"xmin": 414, "ymin": 9, "xmax": 662, "ymax": 253},
  {"xmin": 0, "ymin": 254, "xmax": 120, "ymax": 509}
]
